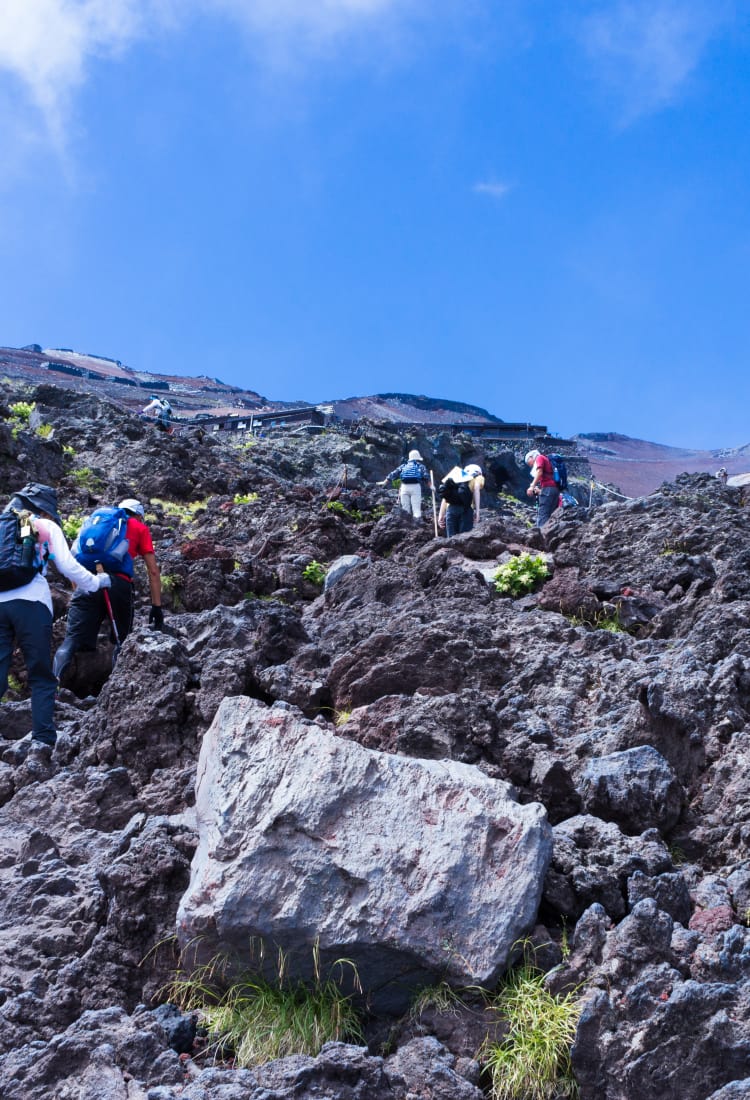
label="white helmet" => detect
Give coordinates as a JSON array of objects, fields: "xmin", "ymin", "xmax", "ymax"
[{"xmin": 119, "ymin": 498, "xmax": 145, "ymax": 518}]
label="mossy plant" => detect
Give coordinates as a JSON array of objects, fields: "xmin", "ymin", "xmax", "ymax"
[
  {"xmin": 152, "ymin": 497, "xmax": 209, "ymax": 522},
  {"xmin": 493, "ymin": 554, "xmax": 549, "ymax": 598},
  {"xmin": 234, "ymin": 492, "xmax": 259, "ymax": 505}
]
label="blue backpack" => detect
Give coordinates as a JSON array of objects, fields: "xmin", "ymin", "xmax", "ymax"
[
  {"xmin": 0, "ymin": 509, "xmax": 44, "ymax": 592},
  {"xmin": 548, "ymin": 454, "xmax": 569, "ymax": 491},
  {"xmin": 73, "ymin": 507, "xmax": 133, "ymax": 576}
]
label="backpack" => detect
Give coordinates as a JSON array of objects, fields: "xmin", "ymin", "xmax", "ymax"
[
  {"xmin": 439, "ymin": 478, "xmax": 473, "ymax": 508},
  {"xmin": 399, "ymin": 460, "xmax": 425, "ymax": 483},
  {"xmin": 73, "ymin": 507, "xmax": 133, "ymax": 577},
  {"xmin": 0, "ymin": 509, "xmax": 44, "ymax": 592},
  {"xmin": 547, "ymin": 453, "xmax": 568, "ymax": 490}
]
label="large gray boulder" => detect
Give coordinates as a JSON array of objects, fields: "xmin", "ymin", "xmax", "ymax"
[{"xmin": 177, "ymin": 697, "xmax": 552, "ymax": 1013}]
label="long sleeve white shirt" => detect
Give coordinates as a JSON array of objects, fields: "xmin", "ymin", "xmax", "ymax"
[{"xmin": 0, "ymin": 515, "xmax": 101, "ymax": 615}]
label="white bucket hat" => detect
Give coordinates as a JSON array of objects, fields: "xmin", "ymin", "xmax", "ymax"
[{"xmin": 408, "ymin": 450, "xmax": 423, "ymax": 461}]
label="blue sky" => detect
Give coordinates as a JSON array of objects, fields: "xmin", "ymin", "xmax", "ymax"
[{"xmin": 1, "ymin": 1, "xmax": 749, "ymax": 448}]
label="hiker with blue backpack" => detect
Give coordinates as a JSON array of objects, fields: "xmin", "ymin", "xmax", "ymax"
[
  {"xmin": 525, "ymin": 450, "xmax": 564, "ymax": 526},
  {"xmin": 378, "ymin": 450, "xmax": 429, "ymax": 519},
  {"xmin": 0, "ymin": 483, "xmax": 112, "ymax": 760},
  {"xmin": 53, "ymin": 498, "xmax": 164, "ymax": 686}
]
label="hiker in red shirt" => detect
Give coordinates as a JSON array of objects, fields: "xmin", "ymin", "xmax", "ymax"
[
  {"xmin": 53, "ymin": 498, "xmax": 164, "ymax": 686},
  {"xmin": 525, "ymin": 450, "xmax": 560, "ymax": 527}
]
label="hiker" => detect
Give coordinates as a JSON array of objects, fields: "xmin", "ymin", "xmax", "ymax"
[
  {"xmin": 717, "ymin": 467, "xmax": 728, "ymax": 486},
  {"xmin": 378, "ymin": 450, "xmax": 429, "ymax": 519},
  {"xmin": 140, "ymin": 395, "xmax": 173, "ymax": 432},
  {"xmin": 0, "ymin": 483, "xmax": 112, "ymax": 757},
  {"xmin": 53, "ymin": 498, "xmax": 164, "ymax": 685},
  {"xmin": 525, "ymin": 450, "xmax": 560, "ymax": 526},
  {"xmin": 437, "ymin": 464, "xmax": 484, "ymax": 536}
]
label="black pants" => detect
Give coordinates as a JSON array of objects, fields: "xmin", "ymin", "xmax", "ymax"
[
  {"xmin": 0, "ymin": 599, "xmax": 57, "ymax": 744},
  {"xmin": 53, "ymin": 576, "xmax": 134, "ymax": 681}
]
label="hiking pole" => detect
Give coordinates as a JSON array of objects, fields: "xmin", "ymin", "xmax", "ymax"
[
  {"xmin": 429, "ymin": 469, "xmax": 439, "ymax": 538},
  {"xmin": 96, "ymin": 563, "xmax": 121, "ymax": 667}
]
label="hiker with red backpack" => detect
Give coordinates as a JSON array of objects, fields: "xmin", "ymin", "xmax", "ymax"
[
  {"xmin": 0, "ymin": 483, "xmax": 112, "ymax": 759},
  {"xmin": 525, "ymin": 450, "xmax": 561, "ymax": 527},
  {"xmin": 53, "ymin": 498, "xmax": 164, "ymax": 686}
]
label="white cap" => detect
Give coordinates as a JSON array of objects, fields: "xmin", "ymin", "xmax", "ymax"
[
  {"xmin": 465, "ymin": 464, "xmax": 482, "ymax": 478},
  {"xmin": 119, "ymin": 498, "xmax": 145, "ymax": 518}
]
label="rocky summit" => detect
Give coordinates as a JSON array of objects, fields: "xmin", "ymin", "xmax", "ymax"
[{"xmin": 3, "ymin": 380, "xmax": 750, "ymax": 1100}]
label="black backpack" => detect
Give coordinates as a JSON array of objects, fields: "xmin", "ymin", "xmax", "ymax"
[
  {"xmin": 0, "ymin": 509, "xmax": 44, "ymax": 592},
  {"xmin": 439, "ymin": 478, "xmax": 473, "ymax": 507},
  {"xmin": 548, "ymin": 454, "xmax": 568, "ymax": 491}
]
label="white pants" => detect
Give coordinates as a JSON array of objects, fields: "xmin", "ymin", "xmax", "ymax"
[{"xmin": 399, "ymin": 483, "xmax": 422, "ymax": 518}]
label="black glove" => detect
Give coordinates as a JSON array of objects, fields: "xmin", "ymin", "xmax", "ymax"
[{"xmin": 149, "ymin": 605, "xmax": 165, "ymax": 631}]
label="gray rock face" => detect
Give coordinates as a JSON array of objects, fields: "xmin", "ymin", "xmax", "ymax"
[
  {"xmin": 177, "ymin": 697, "xmax": 552, "ymax": 1012},
  {"xmin": 579, "ymin": 745, "xmax": 684, "ymax": 835}
]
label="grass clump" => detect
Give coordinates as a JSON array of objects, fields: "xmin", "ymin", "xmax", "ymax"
[
  {"xmin": 162, "ymin": 946, "xmax": 362, "ymax": 1068},
  {"xmin": 481, "ymin": 955, "xmax": 581, "ymax": 1100},
  {"xmin": 302, "ymin": 560, "xmax": 326, "ymax": 586},
  {"xmin": 493, "ymin": 553, "xmax": 549, "ymax": 598},
  {"xmin": 152, "ymin": 497, "xmax": 210, "ymax": 522}
]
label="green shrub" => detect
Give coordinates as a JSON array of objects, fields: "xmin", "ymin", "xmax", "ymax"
[
  {"xmin": 9, "ymin": 401, "xmax": 34, "ymax": 424},
  {"xmin": 481, "ymin": 957, "xmax": 581, "ymax": 1100},
  {"xmin": 302, "ymin": 560, "xmax": 326, "ymax": 586},
  {"xmin": 493, "ymin": 554, "xmax": 549, "ymax": 598},
  {"xmin": 234, "ymin": 492, "xmax": 259, "ymax": 505},
  {"xmin": 35, "ymin": 422, "xmax": 53, "ymax": 439},
  {"xmin": 62, "ymin": 514, "xmax": 83, "ymax": 541},
  {"xmin": 161, "ymin": 946, "xmax": 362, "ymax": 1068}
]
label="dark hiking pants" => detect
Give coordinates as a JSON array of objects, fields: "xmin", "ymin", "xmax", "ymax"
[{"xmin": 0, "ymin": 599, "xmax": 57, "ymax": 745}]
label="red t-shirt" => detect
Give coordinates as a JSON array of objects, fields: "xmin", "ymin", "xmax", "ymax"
[
  {"xmin": 534, "ymin": 455, "xmax": 557, "ymax": 489},
  {"xmin": 115, "ymin": 516, "xmax": 154, "ymax": 580}
]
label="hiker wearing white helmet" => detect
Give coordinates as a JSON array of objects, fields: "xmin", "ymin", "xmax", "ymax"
[
  {"xmin": 53, "ymin": 497, "xmax": 164, "ymax": 687},
  {"xmin": 525, "ymin": 450, "xmax": 560, "ymax": 527},
  {"xmin": 437, "ymin": 463, "xmax": 485, "ymax": 536},
  {"xmin": 0, "ymin": 483, "xmax": 111, "ymax": 758},
  {"xmin": 378, "ymin": 449, "xmax": 429, "ymax": 519}
]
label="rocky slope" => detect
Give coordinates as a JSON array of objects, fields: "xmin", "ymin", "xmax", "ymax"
[{"xmin": 2, "ymin": 381, "xmax": 750, "ymax": 1098}]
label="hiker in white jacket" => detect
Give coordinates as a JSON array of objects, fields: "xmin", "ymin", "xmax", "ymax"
[{"xmin": 0, "ymin": 483, "xmax": 110, "ymax": 758}]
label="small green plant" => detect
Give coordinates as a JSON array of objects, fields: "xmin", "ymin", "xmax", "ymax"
[
  {"xmin": 62, "ymin": 444, "xmax": 76, "ymax": 457},
  {"xmin": 410, "ymin": 981, "xmax": 467, "ymax": 1020},
  {"xmin": 302, "ymin": 560, "xmax": 326, "ymax": 586},
  {"xmin": 234, "ymin": 492, "xmax": 259, "ymax": 505},
  {"xmin": 3, "ymin": 673, "xmax": 23, "ymax": 697},
  {"xmin": 161, "ymin": 573, "xmax": 184, "ymax": 610},
  {"xmin": 334, "ymin": 709, "xmax": 352, "ymax": 728},
  {"xmin": 481, "ymin": 952, "xmax": 581, "ymax": 1100},
  {"xmin": 71, "ymin": 466, "xmax": 101, "ymax": 489},
  {"xmin": 152, "ymin": 497, "xmax": 210, "ymax": 522},
  {"xmin": 35, "ymin": 422, "xmax": 53, "ymax": 439},
  {"xmin": 660, "ymin": 539, "xmax": 690, "ymax": 556},
  {"xmin": 9, "ymin": 400, "xmax": 34, "ymax": 424},
  {"xmin": 593, "ymin": 610, "xmax": 626, "ymax": 633},
  {"xmin": 62, "ymin": 513, "xmax": 83, "ymax": 540},
  {"xmin": 161, "ymin": 944, "xmax": 362, "ymax": 1068},
  {"xmin": 493, "ymin": 554, "xmax": 549, "ymax": 598}
]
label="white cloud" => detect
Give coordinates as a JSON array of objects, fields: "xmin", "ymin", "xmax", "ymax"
[
  {"xmin": 0, "ymin": 0, "xmax": 414, "ymax": 150},
  {"xmin": 578, "ymin": 0, "xmax": 733, "ymax": 120},
  {"xmin": 473, "ymin": 180, "xmax": 513, "ymax": 200}
]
